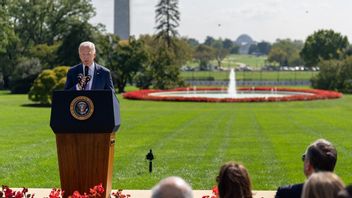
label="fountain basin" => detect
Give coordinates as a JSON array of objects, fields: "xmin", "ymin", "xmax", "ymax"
[{"xmin": 123, "ymin": 87, "xmax": 342, "ymax": 102}]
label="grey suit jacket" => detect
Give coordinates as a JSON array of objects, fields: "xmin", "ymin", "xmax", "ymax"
[{"xmin": 64, "ymin": 63, "xmax": 114, "ymax": 91}]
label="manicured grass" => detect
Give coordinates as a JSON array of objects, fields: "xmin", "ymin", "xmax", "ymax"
[
  {"xmin": 221, "ymin": 54, "xmax": 268, "ymax": 68},
  {"xmin": 181, "ymin": 71, "xmax": 318, "ymax": 81},
  {"xmin": 187, "ymin": 54, "xmax": 267, "ymax": 68},
  {"xmin": 1, "ymin": 90, "xmax": 352, "ymax": 190}
]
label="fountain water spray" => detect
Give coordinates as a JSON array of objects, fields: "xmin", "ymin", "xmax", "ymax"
[{"xmin": 227, "ymin": 68, "xmax": 237, "ymax": 96}]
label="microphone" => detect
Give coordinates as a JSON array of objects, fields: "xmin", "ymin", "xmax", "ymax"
[{"xmin": 77, "ymin": 66, "xmax": 91, "ymax": 90}]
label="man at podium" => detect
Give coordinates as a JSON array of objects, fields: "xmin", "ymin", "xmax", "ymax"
[{"xmin": 64, "ymin": 41, "xmax": 115, "ymax": 91}]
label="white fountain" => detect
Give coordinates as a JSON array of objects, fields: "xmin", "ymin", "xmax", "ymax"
[
  {"xmin": 148, "ymin": 69, "xmax": 315, "ymax": 100},
  {"xmin": 227, "ymin": 68, "xmax": 237, "ymax": 97}
]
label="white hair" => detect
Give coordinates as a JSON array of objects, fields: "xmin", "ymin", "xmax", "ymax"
[
  {"xmin": 78, "ymin": 41, "xmax": 96, "ymax": 54},
  {"xmin": 151, "ymin": 176, "xmax": 193, "ymax": 198}
]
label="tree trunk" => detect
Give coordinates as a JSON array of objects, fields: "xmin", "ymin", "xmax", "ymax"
[{"xmin": 3, "ymin": 75, "xmax": 10, "ymax": 89}]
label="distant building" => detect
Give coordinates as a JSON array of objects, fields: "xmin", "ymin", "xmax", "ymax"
[
  {"xmin": 235, "ymin": 34, "xmax": 255, "ymax": 54},
  {"xmin": 114, "ymin": 0, "xmax": 130, "ymax": 40}
]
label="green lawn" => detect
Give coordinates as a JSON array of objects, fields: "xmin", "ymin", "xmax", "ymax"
[
  {"xmin": 181, "ymin": 71, "xmax": 318, "ymax": 81},
  {"xmin": 187, "ymin": 54, "xmax": 267, "ymax": 68},
  {"xmin": 1, "ymin": 90, "xmax": 352, "ymax": 190}
]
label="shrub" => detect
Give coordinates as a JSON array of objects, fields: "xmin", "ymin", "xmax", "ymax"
[
  {"xmin": 311, "ymin": 56, "xmax": 352, "ymax": 93},
  {"xmin": 28, "ymin": 66, "xmax": 69, "ymax": 105}
]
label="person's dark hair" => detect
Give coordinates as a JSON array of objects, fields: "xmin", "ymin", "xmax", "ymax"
[
  {"xmin": 338, "ymin": 184, "xmax": 352, "ymax": 198},
  {"xmin": 217, "ymin": 162, "xmax": 252, "ymax": 198},
  {"xmin": 306, "ymin": 139, "xmax": 337, "ymax": 171}
]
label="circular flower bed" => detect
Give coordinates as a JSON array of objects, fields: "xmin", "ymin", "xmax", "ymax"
[{"xmin": 122, "ymin": 87, "xmax": 342, "ymax": 102}]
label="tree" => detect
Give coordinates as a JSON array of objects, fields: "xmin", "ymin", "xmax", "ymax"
[
  {"xmin": 0, "ymin": 0, "xmax": 97, "ymax": 90},
  {"xmin": 311, "ymin": 57, "xmax": 352, "ymax": 93},
  {"xmin": 301, "ymin": 29, "xmax": 349, "ymax": 67},
  {"xmin": 28, "ymin": 66, "xmax": 69, "ymax": 105},
  {"xmin": 155, "ymin": 0, "xmax": 180, "ymax": 47},
  {"xmin": 268, "ymin": 39, "xmax": 304, "ymax": 66},
  {"xmin": 257, "ymin": 41, "xmax": 272, "ymax": 55},
  {"xmin": 56, "ymin": 21, "xmax": 102, "ymax": 66},
  {"xmin": 194, "ymin": 44, "xmax": 215, "ymax": 70},
  {"xmin": 0, "ymin": 1, "xmax": 19, "ymax": 89},
  {"xmin": 8, "ymin": 0, "xmax": 95, "ymax": 46},
  {"xmin": 212, "ymin": 40, "xmax": 229, "ymax": 68},
  {"xmin": 204, "ymin": 36, "xmax": 216, "ymax": 46},
  {"xmin": 153, "ymin": 0, "xmax": 189, "ymax": 89},
  {"xmin": 10, "ymin": 57, "xmax": 42, "ymax": 94},
  {"xmin": 29, "ymin": 43, "xmax": 60, "ymax": 69},
  {"xmin": 223, "ymin": 39, "xmax": 234, "ymax": 50},
  {"xmin": 248, "ymin": 44, "xmax": 259, "ymax": 55},
  {"xmin": 110, "ymin": 37, "xmax": 149, "ymax": 93},
  {"xmin": 185, "ymin": 38, "xmax": 199, "ymax": 47}
]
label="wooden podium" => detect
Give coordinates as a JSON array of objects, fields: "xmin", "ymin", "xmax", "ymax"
[{"xmin": 50, "ymin": 90, "xmax": 120, "ymax": 198}]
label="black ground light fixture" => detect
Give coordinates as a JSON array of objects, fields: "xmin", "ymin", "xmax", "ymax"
[{"xmin": 146, "ymin": 149, "xmax": 154, "ymax": 173}]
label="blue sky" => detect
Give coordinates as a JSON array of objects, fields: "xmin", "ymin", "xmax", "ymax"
[{"xmin": 90, "ymin": 0, "xmax": 352, "ymax": 43}]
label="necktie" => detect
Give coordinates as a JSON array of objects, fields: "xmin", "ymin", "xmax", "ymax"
[
  {"xmin": 84, "ymin": 66, "xmax": 90, "ymax": 90},
  {"xmin": 85, "ymin": 66, "xmax": 89, "ymax": 77}
]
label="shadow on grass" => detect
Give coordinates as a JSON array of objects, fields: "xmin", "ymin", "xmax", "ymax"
[{"xmin": 21, "ymin": 103, "xmax": 51, "ymax": 108}]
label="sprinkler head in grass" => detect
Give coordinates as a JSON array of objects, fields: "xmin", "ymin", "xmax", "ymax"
[{"xmin": 146, "ymin": 149, "xmax": 154, "ymax": 173}]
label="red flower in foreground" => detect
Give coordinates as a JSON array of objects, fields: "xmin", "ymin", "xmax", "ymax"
[
  {"xmin": 202, "ymin": 185, "xmax": 218, "ymax": 198},
  {"xmin": 212, "ymin": 185, "xmax": 219, "ymax": 196},
  {"xmin": 111, "ymin": 189, "xmax": 131, "ymax": 198},
  {"xmin": 89, "ymin": 183, "xmax": 104, "ymax": 197},
  {"xmin": 1, "ymin": 186, "xmax": 33, "ymax": 198},
  {"xmin": 49, "ymin": 188, "xmax": 64, "ymax": 198},
  {"xmin": 1, "ymin": 184, "xmax": 129, "ymax": 198}
]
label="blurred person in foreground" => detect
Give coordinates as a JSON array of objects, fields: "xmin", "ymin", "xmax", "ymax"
[
  {"xmin": 338, "ymin": 184, "xmax": 352, "ymax": 198},
  {"xmin": 275, "ymin": 139, "xmax": 337, "ymax": 198},
  {"xmin": 217, "ymin": 161, "xmax": 252, "ymax": 198},
  {"xmin": 301, "ymin": 172, "xmax": 344, "ymax": 198},
  {"xmin": 151, "ymin": 176, "xmax": 193, "ymax": 198}
]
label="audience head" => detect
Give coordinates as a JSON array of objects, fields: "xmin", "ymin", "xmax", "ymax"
[
  {"xmin": 338, "ymin": 185, "xmax": 352, "ymax": 198},
  {"xmin": 151, "ymin": 176, "xmax": 193, "ymax": 198},
  {"xmin": 302, "ymin": 138, "xmax": 337, "ymax": 177},
  {"xmin": 217, "ymin": 161, "xmax": 252, "ymax": 198},
  {"xmin": 302, "ymin": 172, "xmax": 344, "ymax": 198}
]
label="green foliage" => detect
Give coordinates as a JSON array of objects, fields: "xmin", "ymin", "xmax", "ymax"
[
  {"xmin": 155, "ymin": 0, "xmax": 180, "ymax": 47},
  {"xmin": 10, "ymin": 57, "xmax": 42, "ymax": 94},
  {"xmin": 7, "ymin": 0, "xmax": 95, "ymax": 45},
  {"xmin": 139, "ymin": 35, "xmax": 191, "ymax": 89},
  {"xmin": 0, "ymin": 0, "xmax": 96, "ymax": 90},
  {"xmin": 151, "ymin": 46, "xmax": 184, "ymax": 89},
  {"xmin": 109, "ymin": 36, "xmax": 150, "ymax": 93},
  {"xmin": 301, "ymin": 29, "xmax": 349, "ymax": 67},
  {"xmin": 56, "ymin": 22, "xmax": 102, "ymax": 66},
  {"xmin": 257, "ymin": 41, "xmax": 272, "ymax": 55},
  {"xmin": 268, "ymin": 39, "xmax": 304, "ymax": 66},
  {"xmin": 0, "ymin": 2, "xmax": 20, "ymax": 89},
  {"xmin": 29, "ymin": 43, "xmax": 60, "ymax": 69},
  {"xmin": 194, "ymin": 44, "xmax": 215, "ymax": 70},
  {"xmin": 311, "ymin": 56, "xmax": 352, "ymax": 93},
  {"xmin": 28, "ymin": 66, "xmax": 69, "ymax": 104}
]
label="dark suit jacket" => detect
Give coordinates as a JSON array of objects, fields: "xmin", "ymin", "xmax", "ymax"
[
  {"xmin": 64, "ymin": 63, "xmax": 114, "ymax": 91},
  {"xmin": 275, "ymin": 183, "xmax": 303, "ymax": 198}
]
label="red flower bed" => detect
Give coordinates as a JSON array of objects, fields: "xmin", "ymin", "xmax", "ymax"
[{"xmin": 122, "ymin": 87, "xmax": 342, "ymax": 103}]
